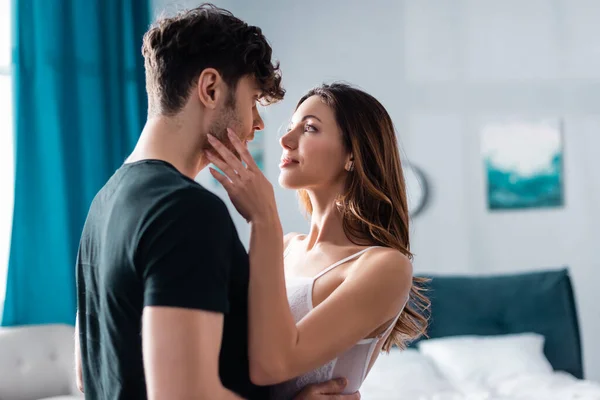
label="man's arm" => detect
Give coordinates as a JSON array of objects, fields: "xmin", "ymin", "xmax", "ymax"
[
  {"xmin": 143, "ymin": 307, "xmax": 242, "ymax": 400},
  {"xmin": 74, "ymin": 313, "xmax": 83, "ymax": 393}
]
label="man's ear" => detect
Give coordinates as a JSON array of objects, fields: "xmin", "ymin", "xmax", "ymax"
[{"xmin": 196, "ymin": 68, "xmax": 224, "ymax": 109}]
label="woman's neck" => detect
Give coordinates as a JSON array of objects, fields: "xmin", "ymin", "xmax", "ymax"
[{"xmin": 304, "ymin": 187, "xmax": 351, "ymax": 252}]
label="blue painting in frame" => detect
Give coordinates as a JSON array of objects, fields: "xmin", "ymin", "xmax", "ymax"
[{"xmin": 482, "ymin": 119, "xmax": 564, "ymax": 211}]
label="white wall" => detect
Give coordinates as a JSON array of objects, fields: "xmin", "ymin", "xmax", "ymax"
[{"xmin": 153, "ymin": 0, "xmax": 600, "ymax": 381}]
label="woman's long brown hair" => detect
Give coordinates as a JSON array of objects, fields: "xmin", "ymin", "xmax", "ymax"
[{"xmin": 296, "ymin": 83, "xmax": 430, "ymax": 351}]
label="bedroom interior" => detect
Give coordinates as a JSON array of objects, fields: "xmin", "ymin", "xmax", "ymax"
[{"xmin": 1, "ymin": 0, "xmax": 599, "ymax": 399}]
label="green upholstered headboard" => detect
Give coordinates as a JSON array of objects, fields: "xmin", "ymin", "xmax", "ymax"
[{"xmin": 412, "ymin": 268, "xmax": 584, "ymax": 379}]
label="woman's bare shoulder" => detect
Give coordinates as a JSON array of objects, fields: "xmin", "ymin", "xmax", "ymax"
[
  {"xmin": 351, "ymin": 246, "xmax": 413, "ymax": 286},
  {"xmin": 283, "ymin": 232, "xmax": 306, "ymax": 249}
]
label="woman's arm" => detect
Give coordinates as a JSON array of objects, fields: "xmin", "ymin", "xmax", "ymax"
[
  {"xmin": 248, "ymin": 215, "xmax": 412, "ymax": 385},
  {"xmin": 247, "ymin": 216, "xmax": 290, "ymax": 383},
  {"xmin": 206, "ymin": 130, "xmax": 412, "ymax": 386}
]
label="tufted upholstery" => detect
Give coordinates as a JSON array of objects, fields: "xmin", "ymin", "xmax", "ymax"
[{"xmin": 0, "ymin": 324, "xmax": 83, "ymax": 400}]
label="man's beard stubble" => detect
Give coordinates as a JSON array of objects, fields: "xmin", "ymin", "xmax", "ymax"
[{"xmin": 206, "ymin": 93, "xmax": 244, "ymax": 160}]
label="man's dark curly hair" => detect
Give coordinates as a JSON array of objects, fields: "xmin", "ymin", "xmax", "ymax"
[{"xmin": 142, "ymin": 3, "xmax": 285, "ymax": 116}]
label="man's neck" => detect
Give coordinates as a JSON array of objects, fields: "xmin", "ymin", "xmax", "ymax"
[{"xmin": 126, "ymin": 115, "xmax": 209, "ymax": 180}]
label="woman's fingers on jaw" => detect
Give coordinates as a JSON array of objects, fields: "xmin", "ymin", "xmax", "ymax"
[
  {"xmin": 206, "ymin": 151, "xmax": 238, "ymax": 182},
  {"xmin": 227, "ymin": 128, "xmax": 258, "ymax": 170}
]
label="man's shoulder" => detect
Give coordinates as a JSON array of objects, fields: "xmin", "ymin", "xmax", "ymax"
[
  {"xmin": 139, "ymin": 184, "xmax": 234, "ymax": 237},
  {"xmin": 123, "ymin": 163, "xmax": 227, "ymax": 214},
  {"xmin": 168, "ymin": 185, "xmax": 229, "ymax": 216}
]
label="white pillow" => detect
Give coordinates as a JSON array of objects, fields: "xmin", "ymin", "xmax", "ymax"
[
  {"xmin": 361, "ymin": 349, "xmax": 461, "ymax": 399},
  {"xmin": 417, "ymin": 333, "xmax": 554, "ymax": 390}
]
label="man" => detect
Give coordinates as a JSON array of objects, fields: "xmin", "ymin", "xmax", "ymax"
[{"xmin": 74, "ymin": 3, "xmax": 359, "ymax": 400}]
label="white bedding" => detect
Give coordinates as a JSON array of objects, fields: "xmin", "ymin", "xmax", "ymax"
[
  {"xmin": 493, "ymin": 371, "xmax": 600, "ymax": 399},
  {"xmin": 360, "ymin": 349, "xmax": 600, "ymax": 400}
]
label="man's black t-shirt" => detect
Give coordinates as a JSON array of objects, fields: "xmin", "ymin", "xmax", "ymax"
[{"xmin": 76, "ymin": 160, "xmax": 267, "ymax": 399}]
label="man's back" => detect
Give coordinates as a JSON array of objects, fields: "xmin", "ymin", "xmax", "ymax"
[{"xmin": 76, "ymin": 159, "xmax": 267, "ymax": 399}]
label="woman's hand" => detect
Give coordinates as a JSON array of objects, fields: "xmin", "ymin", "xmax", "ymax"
[
  {"xmin": 293, "ymin": 379, "xmax": 361, "ymax": 400},
  {"xmin": 206, "ymin": 128, "xmax": 277, "ymax": 223}
]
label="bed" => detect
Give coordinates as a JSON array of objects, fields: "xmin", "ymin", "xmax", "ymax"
[{"xmin": 360, "ymin": 268, "xmax": 600, "ymax": 399}]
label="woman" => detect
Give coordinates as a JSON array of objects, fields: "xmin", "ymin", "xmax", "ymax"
[{"xmin": 208, "ymin": 82, "xmax": 430, "ymax": 399}]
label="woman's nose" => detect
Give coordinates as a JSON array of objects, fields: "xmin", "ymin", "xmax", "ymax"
[{"xmin": 279, "ymin": 129, "xmax": 297, "ymax": 150}]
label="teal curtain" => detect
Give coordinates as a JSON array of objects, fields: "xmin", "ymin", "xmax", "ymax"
[{"xmin": 2, "ymin": 0, "xmax": 150, "ymax": 326}]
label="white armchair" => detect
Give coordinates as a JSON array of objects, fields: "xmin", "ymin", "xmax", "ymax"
[{"xmin": 0, "ymin": 324, "xmax": 83, "ymax": 400}]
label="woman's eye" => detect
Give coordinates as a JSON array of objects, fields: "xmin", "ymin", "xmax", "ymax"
[{"xmin": 305, "ymin": 124, "xmax": 317, "ymax": 132}]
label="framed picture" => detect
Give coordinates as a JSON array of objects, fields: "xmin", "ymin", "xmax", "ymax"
[{"xmin": 481, "ymin": 119, "xmax": 564, "ymax": 211}]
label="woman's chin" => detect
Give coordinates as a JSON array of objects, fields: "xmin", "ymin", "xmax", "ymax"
[
  {"xmin": 277, "ymin": 176, "xmax": 292, "ymax": 189},
  {"xmin": 278, "ymin": 174, "xmax": 300, "ymax": 189}
]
